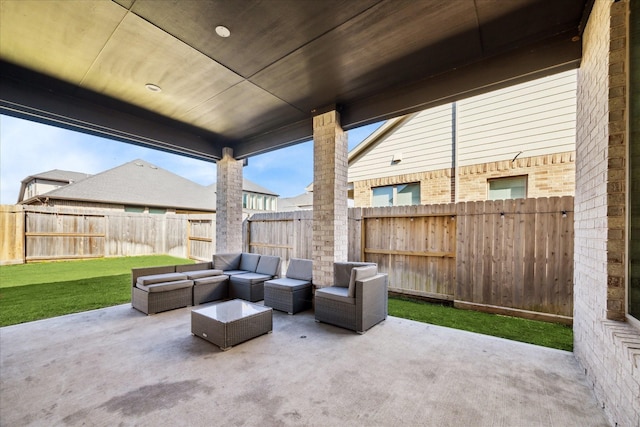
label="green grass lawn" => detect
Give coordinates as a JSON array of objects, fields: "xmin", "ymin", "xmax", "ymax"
[
  {"xmin": 388, "ymin": 296, "xmax": 573, "ymax": 351},
  {"xmin": 0, "ymin": 257, "xmax": 573, "ymax": 351},
  {"xmin": 0, "ymin": 255, "xmax": 193, "ymax": 326}
]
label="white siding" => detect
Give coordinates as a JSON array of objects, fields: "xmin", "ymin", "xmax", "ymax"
[
  {"xmin": 349, "ymin": 104, "xmax": 452, "ymax": 181},
  {"xmin": 457, "ymin": 70, "xmax": 576, "ymax": 166}
]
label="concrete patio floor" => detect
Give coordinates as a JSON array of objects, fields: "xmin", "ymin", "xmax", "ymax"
[{"xmin": 1, "ymin": 302, "xmax": 610, "ymax": 427}]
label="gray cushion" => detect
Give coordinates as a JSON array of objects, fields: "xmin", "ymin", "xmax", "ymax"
[
  {"xmin": 223, "ymin": 270, "xmax": 249, "ymax": 276},
  {"xmin": 286, "ymin": 258, "xmax": 312, "ymax": 281},
  {"xmin": 136, "ymin": 279, "xmax": 193, "ymax": 293},
  {"xmin": 194, "ymin": 275, "xmax": 228, "ymax": 285},
  {"xmin": 213, "ymin": 253, "xmax": 241, "ymax": 271},
  {"xmin": 264, "ymin": 277, "xmax": 311, "ymax": 291},
  {"xmin": 333, "ymin": 262, "xmax": 376, "ymax": 288},
  {"xmin": 184, "ymin": 269, "xmax": 223, "ymax": 280},
  {"xmin": 348, "ymin": 265, "xmax": 378, "ymax": 298},
  {"xmin": 230, "ymin": 272, "xmax": 272, "ymax": 285},
  {"xmin": 176, "ymin": 262, "xmax": 213, "ymax": 273},
  {"xmin": 315, "ymin": 286, "xmax": 355, "ymax": 304},
  {"xmin": 239, "ymin": 253, "xmax": 261, "ymax": 272},
  {"xmin": 256, "ymin": 255, "xmax": 280, "ymax": 276},
  {"xmin": 136, "ymin": 272, "xmax": 187, "ymax": 286}
]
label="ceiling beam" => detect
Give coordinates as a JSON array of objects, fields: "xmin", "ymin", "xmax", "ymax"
[{"xmin": 0, "ymin": 61, "xmax": 230, "ymax": 162}]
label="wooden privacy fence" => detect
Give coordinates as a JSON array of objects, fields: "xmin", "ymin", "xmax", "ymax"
[
  {"xmin": 246, "ymin": 196, "xmax": 574, "ymax": 323},
  {"xmin": 0, "ymin": 205, "xmax": 215, "ymax": 264}
]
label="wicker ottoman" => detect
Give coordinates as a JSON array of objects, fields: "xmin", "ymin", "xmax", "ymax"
[
  {"xmin": 264, "ymin": 278, "xmax": 312, "ymax": 314},
  {"xmin": 191, "ymin": 299, "xmax": 272, "ymax": 351}
]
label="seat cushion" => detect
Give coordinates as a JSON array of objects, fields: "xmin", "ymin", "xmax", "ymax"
[
  {"xmin": 230, "ymin": 272, "xmax": 272, "ymax": 285},
  {"xmin": 264, "ymin": 277, "xmax": 311, "ymax": 291},
  {"xmin": 136, "ymin": 279, "xmax": 193, "ymax": 293},
  {"xmin": 213, "ymin": 253, "xmax": 241, "ymax": 271},
  {"xmin": 136, "ymin": 272, "xmax": 187, "ymax": 286},
  {"xmin": 239, "ymin": 253, "xmax": 261, "ymax": 272},
  {"xmin": 315, "ymin": 286, "xmax": 355, "ymax": 304},
  {"xmin": 184, "ymin": 269, "xmax": 223, "ymax": 280},
  {"xmin": 256, "ymin": 255, "xmax": 280, "ymax": 276},
  {"xmin": 348, "ymin": 265, "xmax": 378, "ymax": 298},
  {"xmin": 286, "ymin": 259, "xmax": 312, "ymax": 281}
]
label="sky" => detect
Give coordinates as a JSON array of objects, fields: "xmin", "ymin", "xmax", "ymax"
[{"xmin": 0, "ymin": 115, "xmax": 382, "ymax": 204}]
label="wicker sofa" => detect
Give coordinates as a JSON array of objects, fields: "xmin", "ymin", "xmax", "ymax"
[
  {"xmin": 213, "ymin": 253, "xmax": 282, "ymax": 302},
  {"xmin": 314, "ymin": 262, "xmax": 388, "ymax": 333},
  {"xmin": 131, "ymin": 262, "xmax": 227, "ymax": 315},
  {"xmin": 131, "ymin": 253, "xmax": 283, "ymax": 315}
]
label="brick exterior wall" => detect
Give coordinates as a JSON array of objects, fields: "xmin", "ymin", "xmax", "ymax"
[
  {"xmin": 352, "ymin": 151, "xmax": 575, "ymax": 206},
  {"xmin": 312, "ymin": 110, "xmax": 349, "ymax": 288},
  {"xmin": 215, "ymin": 147, "xmax": 243, "ymax": 253},
  {"xmin": 574, "ymin": 1, "xmax": 640, "ymax": 426}
]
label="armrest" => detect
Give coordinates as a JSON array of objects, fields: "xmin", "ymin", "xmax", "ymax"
[
  {"xmin": 131, "ymin": 265, "xmax": 176, "ymax": 287},
  {"xmin": 355, "ymin": 273, "xmax": 389, "ymax": 332}
]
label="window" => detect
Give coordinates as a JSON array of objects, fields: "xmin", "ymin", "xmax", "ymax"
[
  {"xmin": 124, "ymin": 206, "xmax": 144, "ymax": 213},
  {"xmin": 148, "ymin": 208, "xmax": 166, "ymax": 214},
  {"xmin": 629, "ymin": 0, "xmax": 639, "ymax": 322},
  {"xmin": 372, "ymin": 183, "xmax": 420, "ymax": 207},
  {"xmin": 488, "ymin": 176, "xmax": 527, "ymax": 200}
]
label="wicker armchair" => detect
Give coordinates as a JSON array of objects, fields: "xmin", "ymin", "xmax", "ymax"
[
  {"xmin": 314, "ymin": 262, "xmax": 388, "ymax": 334},
  {"xmin": 264, "ymin": 258, "xmax": 313, "ymax": 314}
]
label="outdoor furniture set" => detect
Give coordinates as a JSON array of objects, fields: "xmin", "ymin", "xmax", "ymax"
[
  {"xmin": 131, "ymin": 252, "xmax": 281, "ymax": 315},
  {"xmin": 132, "ymin": 255, "xmax": 388, "ymax": 349}
]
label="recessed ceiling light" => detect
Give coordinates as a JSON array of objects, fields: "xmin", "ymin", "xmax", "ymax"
[
  {"xmin": 215, "ymin": 25, "xmax": 231, "ymax": 38},
  {"xmin": 145, "ymin": 83, "xmax": 162, "ymax": 93}
]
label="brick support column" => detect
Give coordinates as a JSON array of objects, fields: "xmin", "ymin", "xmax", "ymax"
[
  {"xmin": 215, "ymin": 147, "xmax": 243, "ymax": 253},
  {"xmin": 312, "ymin": 110, "xmax": 348, "ymax": 288}
]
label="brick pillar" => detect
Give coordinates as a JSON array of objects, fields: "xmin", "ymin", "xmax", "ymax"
[
  {"xmin": 215, "ymin": 147, "xmax": 243, "ymax": 253},
  {"xmin": 312, "ymin": 109, "xmax": 348, "ymax": 288}
]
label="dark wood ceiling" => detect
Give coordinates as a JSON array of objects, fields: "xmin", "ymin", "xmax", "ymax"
[{"xmin": 0, "ymin": 0, "xmax": 589, "ymax": 161}]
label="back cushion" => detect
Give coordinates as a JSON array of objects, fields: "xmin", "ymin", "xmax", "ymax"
[
  {"xmin": 348, "ymin": 265, "xmax": 378, "ymax": 298},
  {"xmin": 333, "ymin": 262, "xmax": 376, "ymax": 287},
  {"xmin": 239, "ymin": 253, "xmax": 261, "ymax": 272},
  {"xmin": 213, "ymin": 253, "xmax": 241, "ymax": 271},
  {"xmin": 286, "ymin": 258, "xmax": 312, "ymax": 281},
  {"xmin": 256, "ymin": 255, "xmax": 280, "ymax": 275}
]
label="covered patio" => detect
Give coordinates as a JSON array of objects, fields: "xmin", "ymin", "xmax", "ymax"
[
  {"xmin": 1, "ymin": 303, "xmax": 608, "ymax": 426},
  {"xmin": 1, "ymin": 1, "xmax": 638, "ymax": 425}
]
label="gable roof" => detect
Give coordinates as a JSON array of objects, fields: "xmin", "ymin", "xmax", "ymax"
[
  {"xmin": 278, "ymin": 192, "xmax": 313, "ymax": 212},
  {"xmin": 17, "ymin": 169, "xmax": 92, "ymax": 203},
  {"xmin": 19, "ymin": 160, "xmax": 280, "ymax": 212},
  {"xmin": 21, "ymin": 169, "xmax": 92, "ymax": 184},
  {"xmin": 206, "ymin": 179, "xmax": 279, "ymax": 197},
  {"xmin": 23, "ymin": 159, "xmax": 217, "ymax": 211}
]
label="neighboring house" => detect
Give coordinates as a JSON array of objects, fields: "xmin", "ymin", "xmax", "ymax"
[
  {"xmin": 18, "ymin": 159, "xmax": 278, "ymax": 214},
  {"xmin": 238, "ymin": 180, "xmax": 279, "ymax": 213},
  {"xmin": 278, "ymin": 192, "xmax": 313, "ymax": 212},
  {"xmin": 278, "ymin": 183, "xmax": 314, "ymax": 212},
  {"xmin": 18, "ymin": 170, "xmax": 91, "ymax": 202},
  {"xmin": 348, "ymin": 69, "xmax": 577, "ymax": 207}
]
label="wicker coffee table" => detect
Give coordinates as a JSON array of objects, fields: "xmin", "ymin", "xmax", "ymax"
[{"xmin": 191, "ymin": 299, "xmax": 272, "ymax": 351}]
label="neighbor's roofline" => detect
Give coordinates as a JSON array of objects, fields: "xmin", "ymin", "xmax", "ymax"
[{"xmin": 347, "ymin": 114, "xmax": 416, "ymax": 164}]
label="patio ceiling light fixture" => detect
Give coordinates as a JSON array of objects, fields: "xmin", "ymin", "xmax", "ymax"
[
  {"xmin": 145, "ymin": 83, "xmax": 162, "ymax": 93},
  {"xmin": 215, "ymin": 25, "xmax": 231, "ymax": 38}
]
